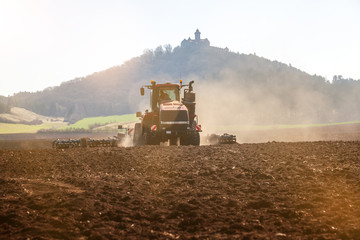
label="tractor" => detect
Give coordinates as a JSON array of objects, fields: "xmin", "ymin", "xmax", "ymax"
[{"xmin": 134, "ymin": 80, "xmax": 202, "ymax": 146}]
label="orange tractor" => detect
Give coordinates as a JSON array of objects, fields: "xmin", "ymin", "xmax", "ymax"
[{"xmin": 134, "ymin": 80, "xmax": 202, "ymax": 146}]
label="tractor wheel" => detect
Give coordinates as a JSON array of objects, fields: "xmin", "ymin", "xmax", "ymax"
[
  {"xmin": 169, "ymin": 137, "xmax": 178, "ymax": 146},
  {"xmin": 133, "ymin": 123, "xmax": 143, "ymax": 146},
  {"xmin": 144, "ymin": 132, "xmax": 160, "ymax": 145},
  {"xmin": 189, "ymin": 121, "xmax": 200, "ymax": 146},
  {"xmin": 180, "ymin": 135, "xmax": 190, "ymax": 146},
  {"xmin": 189, "ymin": 131, "xmax": 200, "ymax": 146}
]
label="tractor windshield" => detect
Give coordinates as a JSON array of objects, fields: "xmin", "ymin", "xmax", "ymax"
[
  {"xmin": 157, "ymin": 87, "xmax": 180, "ymax": 108},
  {"xmin": 159, "ymin": 89, "xmax": 178, "ymax": 102}
]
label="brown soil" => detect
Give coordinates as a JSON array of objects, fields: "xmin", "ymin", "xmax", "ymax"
[{"xmin": 1, "ymin": 126, "xmax": 360, "ymax": 239}]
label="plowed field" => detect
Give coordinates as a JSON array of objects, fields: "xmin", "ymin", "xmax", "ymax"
[{"xmin": 1, "ymin": 126, "xmax": 360, "ymax": 239}]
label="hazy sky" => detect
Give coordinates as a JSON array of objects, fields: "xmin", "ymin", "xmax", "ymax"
[{"xmin": 0, "ymin": 0, "xmax": 359, "ymax": 96}]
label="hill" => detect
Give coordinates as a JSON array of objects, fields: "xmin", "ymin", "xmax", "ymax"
[
  {"xmin": 5, "ymin": 30, "xmax": 360, "ymax": 125},
  {"xmin": 0, "ymin": 107, "xmax": 63, "ymax": 125}
]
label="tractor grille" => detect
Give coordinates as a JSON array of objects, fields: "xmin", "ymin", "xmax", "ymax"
[{"xmin": 160, "ymin": 110, "xmax": 189, "ymax": 125}]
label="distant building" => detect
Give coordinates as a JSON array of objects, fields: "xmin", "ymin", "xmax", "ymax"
[{"xmin": 181, "ymin": 29, "xmax": 210, "ymax": 48}]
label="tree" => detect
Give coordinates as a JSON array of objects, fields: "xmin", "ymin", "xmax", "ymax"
[{"xmin": 0, "ymin": 101, "xmax": 9, "ymax": 113}]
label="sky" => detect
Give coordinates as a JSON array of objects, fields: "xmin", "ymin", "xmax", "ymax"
[{"xmin": 0, "ymin": 0, "xmax": 359, "ymax": 96}]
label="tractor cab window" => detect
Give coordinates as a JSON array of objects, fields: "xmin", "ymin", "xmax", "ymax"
[{"xmin": 157, "ymin": 88, "xmax": 179, "ymax": 107}]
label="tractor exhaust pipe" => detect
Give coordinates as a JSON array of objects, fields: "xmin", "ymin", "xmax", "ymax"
[{"xmin": 189, "ymin": 80, "xmax": 194, "ymax": 92}]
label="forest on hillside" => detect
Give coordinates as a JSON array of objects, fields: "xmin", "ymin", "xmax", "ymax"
[{"xmin": 2, "ymin": 44, "xmax": 360, "ymax": 125}]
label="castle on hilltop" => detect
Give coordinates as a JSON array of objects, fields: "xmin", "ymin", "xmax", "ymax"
[{"xmin": 181, "ymin": 29, "xmax": 210, "ymax": 48}]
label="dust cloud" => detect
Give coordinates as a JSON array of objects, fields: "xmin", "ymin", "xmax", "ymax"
[
  {"xmin": 194, "ymin": 72, "xmax": 333, "ymax": 142},
  {"xmin": 118, "ymin": 135, "xmax": 133, "ymax": 147},
  {"xmin": 116, "ymin": 123, "xmax": 137, "ymax": 147}
]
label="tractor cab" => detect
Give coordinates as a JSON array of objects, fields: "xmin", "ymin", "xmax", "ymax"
[{"xmin": 142, "ymin": 82, "xmax": 181, "ymax": 112}]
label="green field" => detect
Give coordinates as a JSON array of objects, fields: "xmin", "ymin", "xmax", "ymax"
[
  {"xmin": 0, "ymin": 122, "xmax": 67, "ymax": 134},
  {"xmin": 64, "ymin": 114, "xmax": 137, "ymax": 130},
  {"xmin": 0, "ymin": 114, "xmax": 138, "ymax": 134}
]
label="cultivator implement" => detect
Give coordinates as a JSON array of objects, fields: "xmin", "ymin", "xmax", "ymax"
[
  {"xmin": 52, "ymin": 139, "xmax": 81, "ymax": 149},
  {"xmin": 206, "ymin": 133, "xmax": 237, "ymax": 145},
  {"xmin": 86, "ymin": 139, "xmax": 118, "ymax": 147},
  {"xmin": 52, "ymin": 125, "xmax": 136, "ymax": 149},
  {"xmin": 52, "ymin": 138, "xmax": 118, "ymax": 149},
  {"xmin": 219, "ymin": 133, "xmax": 237, "ymax": 144}
]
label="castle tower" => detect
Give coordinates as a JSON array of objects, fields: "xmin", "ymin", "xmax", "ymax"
[
  {"xmin": 181, "ymin": 29, "xmax": 210, "ymax": 48},
  {"xmin": 195, "ymin": 29, "xmax": 201, "ymax": 41}
]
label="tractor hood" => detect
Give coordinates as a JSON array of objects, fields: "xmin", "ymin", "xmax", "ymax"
[
  {"xmin": 159, "ymin": 101, "xmax": 189, "ymax": 125},
  {"xmin": 160, "ymin": 101, "xmax": 187, "ymax": 111}
]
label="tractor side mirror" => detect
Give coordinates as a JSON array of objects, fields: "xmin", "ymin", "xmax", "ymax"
[
  {"xmin": 140, "ymin": 87, "xmax": 145, "ymax": 96},
  {"xmin": 136, "ymin": 112, "xmax": 142, "ymax": 118}
]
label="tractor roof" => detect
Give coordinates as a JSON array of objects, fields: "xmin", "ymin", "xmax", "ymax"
[{"xmin": 156, "ymin": 82, "xmax": 180, "ymax": 88}]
